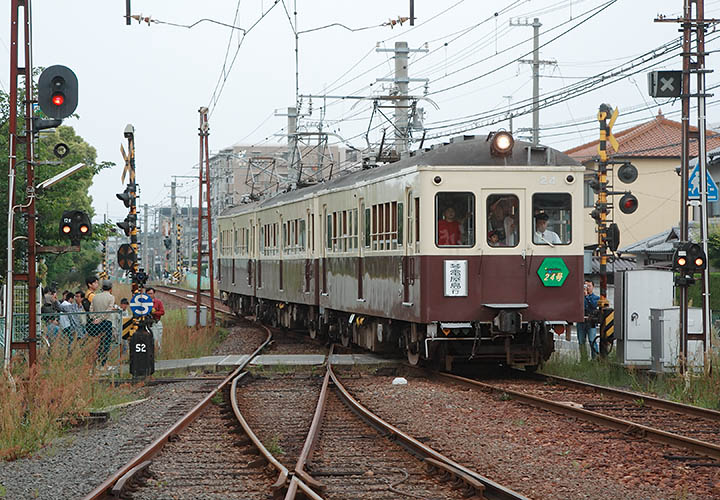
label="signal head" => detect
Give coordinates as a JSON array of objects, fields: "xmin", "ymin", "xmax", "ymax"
[
  {"xmin": 38, "ymin": 66, "xmax": 78, "ymax": 120},
  {"xmin": 618, "ymin": 193, "xmax": 638, "ymax": 214}
]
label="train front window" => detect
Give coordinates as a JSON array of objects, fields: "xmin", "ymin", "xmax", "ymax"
[
  {"xmin": 435, "ymin": 192, "xmax": 475, "ymax": 247},
  {"xmin": 532, "ymin": 193, "xmax": 571, "ymax": 245},
  {"xmin": 487, "ymin": 194, "xmax": 519, "ymax": 247}
]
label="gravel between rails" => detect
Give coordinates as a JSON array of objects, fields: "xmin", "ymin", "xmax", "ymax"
[
  {"xmin": 341, "ymin": 373, "xmax": 720, "ymax": 500},
  {"xmin": 132, "ymin": 402, "xmax": 276, "ymax": 500},
  {"xmin": 0, "ymin": 322, "xmax": 267, "ymax": 500}
]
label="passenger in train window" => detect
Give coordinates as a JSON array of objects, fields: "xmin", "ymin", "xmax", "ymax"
[
  {"xmin": 487, "ymin": 195, "xmax": 519, "ymax": 247},
  {"xmin": 438, "ymin": 206, "xmax": 462, "ymax": 246},
  {"xmin": 488, "ymin": 230, "xmax": 501, "ymax": 246},
  {"xmin": 533, "ymin": 212, "xmax": 561, "ymax": 245}
]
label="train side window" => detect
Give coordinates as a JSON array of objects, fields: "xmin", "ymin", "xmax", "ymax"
[
  {"xmin": 532, "ymin": 193, "xmax": 572, "ymax": 245},
  {"xmin": 397, "ymin": 202, "xmax": 403, "ymax": 247},
  {"xmin": 435, "ymin": 192, "xmax": 475, "ymax": 247},
  {"xmin": 326, "ymin": 214, "xmax": 332, "ymax": 250},
  {"xmin": 365, "ymin": 207, "xmax": 371, "ymax": 248},
  {"xmin": 487, "ymin": 194, "xmax": 519, "ymax": 247}
]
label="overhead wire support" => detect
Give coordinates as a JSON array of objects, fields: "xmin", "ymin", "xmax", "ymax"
[{"xmin": 196, "ymin": 107, "xmax": 216, "ymax": 328}]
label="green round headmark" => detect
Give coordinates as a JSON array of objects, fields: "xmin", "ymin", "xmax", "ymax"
[{"xmin": 537, "ymin": 257, "xmax": 569, "ymax": 287}]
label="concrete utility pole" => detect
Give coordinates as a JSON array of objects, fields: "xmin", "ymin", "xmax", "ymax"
[
  {"xmin": 510, "ymin": 17, "xmax": 555, "ymax": 146},
  {"xmin": 286, "ymin": 106, "xmax": 299, "ymax": 184},
  {"xmin": 170, "ymin": 181, "xmax": 177, "ymax": 271},
  {"xmin": 376, "ymin": 42, "xmax": 429, "ymax": 155}
]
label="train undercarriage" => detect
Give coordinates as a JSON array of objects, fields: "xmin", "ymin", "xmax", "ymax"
[{"xmin": 225, "ymin": 292, "xmax": 555, "ymax": 371}]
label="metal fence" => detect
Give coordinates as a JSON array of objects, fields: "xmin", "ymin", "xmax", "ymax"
[{"xmin": 2, "ymin": 309, "xmax": 126, "ymax": 369}]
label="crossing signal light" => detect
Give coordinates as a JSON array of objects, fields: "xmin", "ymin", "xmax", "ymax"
[
  {"xmin": 164, "ymin": 237, "xmax": 172, "ymax": 249},
  {"xmin": 672, "ymin": 242, "xmax": 706, "ymax": 280},
  {"xmin": 38, "ymin": 65, "xmax": 78, "ymax": 120},
  {"xmin": 618, "ymin": 193, "xmax": 638, "ymax": 214},
  {"xmin": 59, "ymin": 210, "xmax": 92, "ymax": 245},
  {"xmin": 117, "ymin": 214, "xmax": 136, "ymax": 237},
  {"xmin": 116, "ymin": 186, "xmax": 134, "ymax": 208}
]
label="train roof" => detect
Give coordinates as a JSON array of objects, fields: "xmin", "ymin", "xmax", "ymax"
[{"xmin": 219, "ymin": 135, "xmax": 580, "ymax": 217}]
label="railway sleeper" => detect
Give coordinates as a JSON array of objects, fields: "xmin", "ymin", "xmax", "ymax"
[
  {"xmin": 424, "ymin": 458, "xmax": 485, "ymax": 499},
  {"xmin": 110, "ymin": 460, "xmax": 153, "ymax": 498}
]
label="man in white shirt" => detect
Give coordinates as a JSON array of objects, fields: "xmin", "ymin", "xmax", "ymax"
[{"xmin": 534, "ymin": 212, "xmax": 562, "ymax": 245}]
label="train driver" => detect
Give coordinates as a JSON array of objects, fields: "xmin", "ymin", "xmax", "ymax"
[
  {"xmin": 533, "ymin": 212, "xmax": 561, "ymax": 245},
  {"xmin": 438, "ymin": 206, "xmax": 463, "ymax": 245}
]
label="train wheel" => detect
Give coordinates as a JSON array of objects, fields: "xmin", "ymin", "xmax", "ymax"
[
  {"xmin": 339, "ymin": 320, "xmax": 351, "ymax": 347},
  {"xmin": 406, "ymin": 341, "xmax": 421, "ymax": 366}
]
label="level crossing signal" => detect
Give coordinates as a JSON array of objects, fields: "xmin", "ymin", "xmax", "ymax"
[
  {"xmin": 117, "ymin": 214, "xmax": 136, "ymax": 236},
  {"xmin": 59, "ymin": 210, "xmax": 91, "ymax": 245},
  {"xmin": 116, "ymin": 186, "xmax": 135, "ymax": 208},
  {"xmin": 618, "ymin": 193, "xmax": 638, "ymax": 214},
  {"xmin": 38, "ymin": 65, "xmax": 78, "ymax": 120},
  {"xmin": 672, "ymin": 242, "xmax": 706, "ymax": 285}
]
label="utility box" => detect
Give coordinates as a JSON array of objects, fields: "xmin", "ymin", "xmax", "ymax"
[
  {"xmin": 186, "ymin": 306, "xmax": 207, "ymax": 327},
  {"xmin": 650, "ymin": 307, "xmax": 705, "ymax": 372},
  {"xmin": 615, "ymin": 270, "xmax": 674, "ymax": 366},
  {"xmin": 129, "ymin": 326, "xmax": 155, "ymax": 377}
]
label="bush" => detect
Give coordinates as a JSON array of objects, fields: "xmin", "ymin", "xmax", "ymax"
[{"xmin": 0, "ymin": 340, "xmax": 138, "ymax": 461}]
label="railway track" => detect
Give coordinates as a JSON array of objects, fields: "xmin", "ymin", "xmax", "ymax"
[
  {"xmin": 153, "ymin": 284, "xmax": 232, "ymax": 315},
  {"xmin": 237, "ymin": 346, "xmax": 527, "ymax": 500},
  {"xmin": 437, "ymin": 370, "xmax": 720, "ymax": 463},
  {"xmin": 81, "ymin": 324, "xmax": 277, "ymax": 500}
]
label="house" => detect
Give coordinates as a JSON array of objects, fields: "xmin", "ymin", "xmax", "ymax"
[{"xmin": 564, "ymin": 110, "xmax": 720, "ymax": 248}]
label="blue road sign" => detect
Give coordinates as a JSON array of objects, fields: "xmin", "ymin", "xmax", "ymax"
[
  {"xmin": 130, "ymin": 293, "xmax": 154, "ymax": 317},
  {"xmin": 688, "ymin": 164, "xmax": 719, "ymax": 202}
]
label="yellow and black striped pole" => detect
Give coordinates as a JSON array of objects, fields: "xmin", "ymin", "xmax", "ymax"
[{"xmin": 595, "ymin": 104, "xmax": 619, "ymax": 357}]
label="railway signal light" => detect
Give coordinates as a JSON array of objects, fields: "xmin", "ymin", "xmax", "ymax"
[
  {"xmin": 672, "ymin": 242, "xmax": 707, "ymax": 285},
  {"xmin": 117, "ymin": 214, "xmax": 136, "ymax": 237},
  {"xmin": 37, "ymin": 65, "xmax": 78, "ymax": 120},
  {"xmin": 618, "ymin": 193, "xmax": 638, "ymax": 214},
  {"xmin": 59, "ymin": 210, "xmax": 92, "ymax": 245},
  {"xmin": 617, "ymin": 163, "xmax": 638, "ymax": 184},
  {"xmin": 163, "ymin": 237, "xmax": 172, "ymax": 250},
  {"xmin": 116, "ymin": 186, "xmax": 135, "ymax": 208}
]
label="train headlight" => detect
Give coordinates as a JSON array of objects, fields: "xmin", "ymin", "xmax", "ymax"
[{"xmin": 490, "ymin": 131, "xmax": 514, "ymax": 157}]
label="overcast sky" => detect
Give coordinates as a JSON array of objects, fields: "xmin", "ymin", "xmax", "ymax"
[{"xmin": 2, "ymin": 0, "xmax": 719, "ymax": 224}]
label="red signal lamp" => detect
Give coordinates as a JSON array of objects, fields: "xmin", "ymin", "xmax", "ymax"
[
  {"xmin": 62, "ymin": 225, "xmax": 71, "ymax": 234},
  {"xmin": 618, "ymin": 193, "xmax": 639, "ymax": 214},
  {"xmin": 79, "ymin": 224, "xmax": 89, "ymax": 234},
  {"xmin": 695, "ymin": 257, "xmax": 704, "ymax": 267},
  {"xmin": 52, "ymin": 93, "xmax": 65, "ymax": 106},
  {"xmin": 677, "ymin": 257, "xmax": 687, "ymax": 267}
]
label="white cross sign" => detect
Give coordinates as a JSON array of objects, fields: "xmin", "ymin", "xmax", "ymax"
[
  {"xmin": 130, "ymin": 293, "xmax": 154, "ymax": 317},
  {"xmin": 660, "ymin": 77, "xmax": 675, "ymax": 93},
  {"xmin": 688, "ymin": 164, "xmax": 719, "ymax": 202}
]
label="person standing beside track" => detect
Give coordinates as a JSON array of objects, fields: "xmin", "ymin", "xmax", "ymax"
[
  {"xmin": 90, "ymin": 280, "xmax": 116, "ymax": 367},
  {"xmin": 577, "ymin": 280, "xmax": 600, "ymax": 361},
  {"xmin": 146, "ymin": 287, "xmax": 165, "ymax": 350}
]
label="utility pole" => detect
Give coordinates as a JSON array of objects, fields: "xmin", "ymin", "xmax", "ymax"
[
  {"xmin": 197, "ymin": 107, "xmax": 216, "ymax": 327},
  {"xmin": 170, "ymin": 181, "xmax": 177, "ymax": 273},
  {"xmin": 376, "ymin": 42, "xmax": 428, "ymax": 155},
  {"xmin": 287, "ymin": 106, "xmax": 299, "ymax": 185},
  {"xmin": 510, "ymin": 17, "xmax": 555, "ymax": 146},
  {"xmin": 656, "ymin": 1, "xmax": 717, "ymax": 373}
]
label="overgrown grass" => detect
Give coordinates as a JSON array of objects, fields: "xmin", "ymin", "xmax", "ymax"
[
  {"xmin": 156, "ymin": 309, "xmax": 229, "ymax": 360},
  {"xmin": 0, "ymin": 340, "xmax": 140, "ymax": 461},
  {"xmin": 542, "ymin": 351, "xmax": 720, "ymax": 410}
]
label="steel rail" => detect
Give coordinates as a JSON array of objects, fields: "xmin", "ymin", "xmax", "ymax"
[
  {"xmin": 438, "ymin": 372, "xmax": 720, "ymax": 461},
  {"xmin": 530, "ymin": 371, "xmax": 720, "ymax": 421},
  {"xmin": 327, "ymin": 352, "xmax": 528, "ymax": 500},
  {"xmin": 81, "ymin": 325, "xmax": 273, "ymax": 500},
  {"xmin": 153, "ymin": 284, "xmax": 232, "ymax": 314}
]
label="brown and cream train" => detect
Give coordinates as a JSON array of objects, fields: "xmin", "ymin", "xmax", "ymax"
[{"xmin": 217, "ymin": 134, "xmax": 585, "ymax": 369}]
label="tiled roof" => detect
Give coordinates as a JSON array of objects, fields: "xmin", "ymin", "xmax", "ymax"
[{"xmin": 564, "ymin": 110, "xmax": 720, "ymax": 162}]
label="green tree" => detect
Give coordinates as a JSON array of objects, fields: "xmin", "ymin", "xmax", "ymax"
[{"xmin": 0, "ymin": 84, "xmax": 114, "ymax": 288}]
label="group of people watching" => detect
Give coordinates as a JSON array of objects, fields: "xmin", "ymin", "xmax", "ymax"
[{"xmin": 41, "ymin": 276, "xmax": 165, "ymax": 367}]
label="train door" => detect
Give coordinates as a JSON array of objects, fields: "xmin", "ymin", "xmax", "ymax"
[
  {"xmin": 321, "ymin": 205, "xmax": 328, "ymax": 295},
  {"xmin": 482, "ymin": 190, "xmax": 526, "ymax": 304},
  {"xmin": 304, "ymin": 210, "xmax": 313, "ymax": 296},
  {"xmin": 402, "ymin": 190, "xmax": 414, "ymax": 305},
  {"xmin": 357, "ymin": 198, "xmax": 365, "ymax": 300}
]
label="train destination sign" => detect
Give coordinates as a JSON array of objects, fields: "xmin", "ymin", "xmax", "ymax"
[
  {"xmin": 537, "ymin": 257, "xmax": 569, "ymax": 287},
  {"xmin": 444, "ymin": 260, "xmax": 468, "ymax": 296}
]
